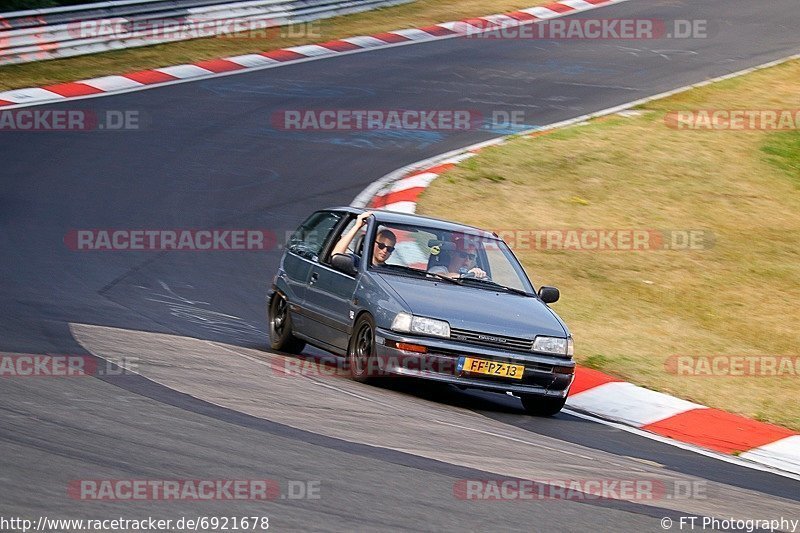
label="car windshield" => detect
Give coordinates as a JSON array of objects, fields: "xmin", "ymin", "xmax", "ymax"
[{"xmin": 367, "ymin": 222, "xmax": 534, "ymax": 294}]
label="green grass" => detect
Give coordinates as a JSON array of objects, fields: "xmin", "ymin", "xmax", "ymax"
[{"xmin": 761, "ymin": 130, "xmax": 800, "ymax": 187}]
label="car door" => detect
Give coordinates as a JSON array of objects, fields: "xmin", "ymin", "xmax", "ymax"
[
  {"xmin": 303, "ymin": 215, "xmax": 364, "ymax": 352},
  {"xmin": 283, "ymin": 210, "xmax": 347, "ymax": 332}
]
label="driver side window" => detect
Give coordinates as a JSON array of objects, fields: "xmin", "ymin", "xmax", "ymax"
[
  {"xmin": 287, "ymin": 211, "xmax": 343, "ymax": 261},
  {"xmin": 319, "ymin": 216, "xmax": 367, "ymax": 267}
]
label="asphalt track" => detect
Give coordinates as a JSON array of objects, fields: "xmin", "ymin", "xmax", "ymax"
[{"xmin": 1, "ymin": 0, "xmax": 799, "ymax": 530}]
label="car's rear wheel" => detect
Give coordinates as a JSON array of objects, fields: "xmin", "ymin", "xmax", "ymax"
[
  {"xmin": 348, "ymin": 314, "xmax": 378, "ymax": 383},
  {"xmin": 268, "ymin": 293, "xmax": 306, "ymax": 353},
  {"xmin": 520, "ymin": 394, "xmax": 567, "ymax": 416}
]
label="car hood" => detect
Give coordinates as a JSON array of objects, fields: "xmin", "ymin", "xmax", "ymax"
[{"xmin": 374, "ymin": 273, "xmax": 567, "ymax": 339}]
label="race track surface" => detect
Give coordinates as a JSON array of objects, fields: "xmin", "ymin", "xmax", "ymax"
[{"xmin": 1, "ymin": 0, "xmax": 799, "ymax": 530}]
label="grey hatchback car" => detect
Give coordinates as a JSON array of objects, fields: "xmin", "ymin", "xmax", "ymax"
[{"xmin": 268, "ymin": 207, "xmax": 575, "ymax": 415}]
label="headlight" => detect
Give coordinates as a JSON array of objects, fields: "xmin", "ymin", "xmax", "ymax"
[
  {"xmin": 391, "ymin": 312, "xmax": 451, "ymax": 338},
  {"xmin": 391, "ymin": 312, "xmax": 412, "ymax": 332},
  {"xmin": 533, "ymin": 336, "xmax": 572, "ymax": 356}
]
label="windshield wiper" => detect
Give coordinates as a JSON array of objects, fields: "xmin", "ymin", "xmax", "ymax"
[
  {"xmin": 426, "ymin": 272, "xmax": 463, "ymax": 285},
  {"xmin": 375, "ymin": 264, "xmax": 433, "ymax": 278},
  {"xmin": 457, "ymin": 277, "xmax": 532, "ymax": 296}
]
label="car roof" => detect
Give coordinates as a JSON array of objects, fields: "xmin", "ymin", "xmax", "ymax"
[{"xmin": 324, "ymin": 206, "xmax": 497, "ymax": 237}]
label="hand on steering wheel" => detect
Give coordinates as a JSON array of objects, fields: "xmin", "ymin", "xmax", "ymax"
[{"xmin": 459, "ymin": 267, "xmax": 487, "ymax": 279}]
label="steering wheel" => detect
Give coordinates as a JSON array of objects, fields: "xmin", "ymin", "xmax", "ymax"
[{"xmin": 457, "ymin": 269, "xmax": 490, "ymax": 280}]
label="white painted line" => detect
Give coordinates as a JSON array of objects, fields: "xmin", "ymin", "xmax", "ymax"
[
  {"xmin": 378, "ymin": 201, "xmax": 417, "ymax": 213},
  {"xmin": 284, "ymin": 44, "xmax": 336, "ymax": 57},
  {"xmin": 436, "ymin": 21, "xmax": 478, "ymax": 32},
  {"xmin": 481, "ymin": 14, "xmax": 519, "ymax": 26},
  {"xmin": 566, "ymin": 382, "xmax": 706, "ymax": 427},
  {"xmin": 340, "ymin": 36, "xmax": 388, "ymax": 48},
  {"xmin": 155, "ymin": 64, "xmax": 214, "ymax": 79},
  {"xmin": 739, "ymin": 436, "xmax": 800, "ymax": 476},
  {"xmin": 387, "ymin": 172, "xmax": 442, "ymax": 192},
  {"xmin": 389, "ymin": 28, "xmax": 437, "ymax": 41},
  {"xmin": 559, "ymin": 0, "xmax": 595, "ymax": 9},
  {"xmin": 445, "ymin": 152, "xmax": 483, "ymax": 164},
  {"xmin": 520, "ymin": 6, "xmax": 561, "ymax": 18},
  {"xmin": 0, "ymin": 87, "xmax": 64, "ymax": 104},
  {"xmin": 81, "ymin": 75, "xmax": 144, "ymax": 91},
  {"xmin": 225, "ymin": 54, "xmax": 280, "ymax": 67}
]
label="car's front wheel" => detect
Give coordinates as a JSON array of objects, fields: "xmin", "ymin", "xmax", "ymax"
[
  {"xmin": 520, "ymin": 394, "xmax": 567, "ymax": 417},
  {"xmin": 348, "ymin": 314, "xmax": 378, "ymax": 383},
  {"xmin": 268, "ymin": 293, "xmax": 306, "ymax": 354}
]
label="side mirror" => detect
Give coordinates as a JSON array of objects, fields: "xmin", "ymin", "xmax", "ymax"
[
  {"xmin": 538, "ymin": 286, "xmax": 560, "ymax": 304},
  {"xmin": 331, "ymin": 253, "xmax": 358, "ymax": 277}
]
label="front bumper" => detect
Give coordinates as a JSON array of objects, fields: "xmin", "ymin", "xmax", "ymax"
[{"xmin": 374, "ymin": 328, "xmax": 575, "ymax": 398}]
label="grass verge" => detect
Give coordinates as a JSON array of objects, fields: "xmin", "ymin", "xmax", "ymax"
[
  {"xmin": 417, "ymin": 59, "xmax": 800, "ymax": 431},
  {"xmin": 0, "ymin": 0, "xmax": 550, "ymax": 91}
]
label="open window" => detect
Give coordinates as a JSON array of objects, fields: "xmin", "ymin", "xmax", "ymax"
[{"xmin": 322, "ymin": 216, "xmax": 367, "ymax": 266}]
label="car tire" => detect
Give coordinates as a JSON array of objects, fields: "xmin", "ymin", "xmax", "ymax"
[
  {"xmin": 348, "ymin": 314, "xmax": 378, "ymax": 383},
  {"xmin": 520, "ymin": 394, "xmax": 567, "ymax": 417},
  {"xmin": 268, "ymin": 293, "xmax": 306, "ymax": 354}
]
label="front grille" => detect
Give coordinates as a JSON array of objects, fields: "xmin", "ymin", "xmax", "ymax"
[{"xmin": 449, "ymin": 328, "xmax": 533, "ymax": 352}]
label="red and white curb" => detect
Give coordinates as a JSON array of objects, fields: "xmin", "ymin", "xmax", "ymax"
[
  {"xmin": 351, "ymin": 67, "xmax": 800, "ymax": 477},
  {"xmin": 0, "ymin": 0, "xmax": 633, "ymax": 109}
]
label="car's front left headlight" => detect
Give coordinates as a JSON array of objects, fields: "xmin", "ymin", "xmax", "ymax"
[
  {"xmin": 533, "ymin": 336, "xmax": 573, "ymax": 356},
  {"xmin": 391, "ymin": 312, "xmax": 451, "ymax": 338}
]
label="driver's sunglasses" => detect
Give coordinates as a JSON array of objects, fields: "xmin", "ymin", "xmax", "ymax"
[
  {"xmin": 375, "ymin": 242, "xmax": 395, "ymax": 253},
  {"xmin": 457, "ymin": 251, "xmax": 477, "ymax": 260}
]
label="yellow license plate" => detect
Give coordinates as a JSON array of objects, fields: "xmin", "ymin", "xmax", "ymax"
[{"xmin": 461, "ymin": 357, "xmax": 524, "ymax": 380}]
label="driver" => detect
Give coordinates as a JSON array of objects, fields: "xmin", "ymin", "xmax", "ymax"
[
  {"xmin": 429, "ymin": 237, "xmax": 487, "ymax": 279},
  {"xmin": 331, "ymin": 211, "xmax": 396, "ymax": 266}
]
